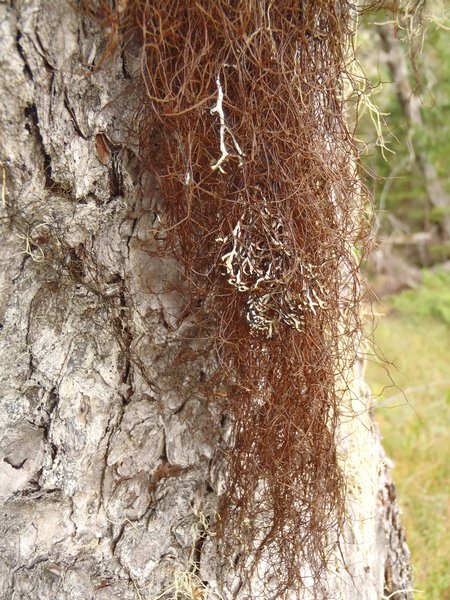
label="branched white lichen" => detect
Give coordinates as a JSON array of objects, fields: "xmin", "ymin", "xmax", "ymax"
[
  {"xmin": 216, "ymin": 204, "xmax": 329, "ymax": 338},
  {"xmin": 210, "ymin": 74, "xmax": 245, "ymax": 173}
]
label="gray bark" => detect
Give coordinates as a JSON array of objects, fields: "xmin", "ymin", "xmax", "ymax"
[{"xmin": 0, "ymin": 2, "xmax": 411, "ymax": 598}]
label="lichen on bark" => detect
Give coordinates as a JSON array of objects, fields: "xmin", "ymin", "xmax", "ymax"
[{"xmin": 0, "ymin": 1, "xmax": 412, "ymax": 599}]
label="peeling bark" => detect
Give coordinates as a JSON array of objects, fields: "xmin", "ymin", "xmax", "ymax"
[{"xmin": 0, "ymin": 2, "xmax": 412, "ymax": 598}]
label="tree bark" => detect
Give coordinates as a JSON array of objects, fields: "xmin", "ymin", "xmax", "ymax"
[{"xmin": 0, "ymin": 2, "xmax": 412, "ymax": 598}]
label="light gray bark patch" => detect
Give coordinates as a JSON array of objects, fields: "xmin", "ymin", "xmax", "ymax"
[
  {"xmin": 106, "ymin": 397, "xmax": 164, "ymax": 478},
  {"xmin": 0, "ymin": 425, "xmax": 45, "ymax": 502},
  {"xmin": 0, "ymin": 494, "xmax": 74, "ymax": 568}
]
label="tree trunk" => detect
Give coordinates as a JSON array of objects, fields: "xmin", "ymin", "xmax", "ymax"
[{"xmin": 0, "ymin": 2, "xmax": 412, "ymax": 598}]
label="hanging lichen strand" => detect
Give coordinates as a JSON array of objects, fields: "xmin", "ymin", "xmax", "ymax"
[{"xmin": 84, "ymin": 0, "xmax": 372, "ymax": 595}]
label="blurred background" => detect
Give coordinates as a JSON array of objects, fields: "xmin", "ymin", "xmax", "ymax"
[{"xmin": 358, "ymin": 3, "xmax": 450, "ymax": 598}]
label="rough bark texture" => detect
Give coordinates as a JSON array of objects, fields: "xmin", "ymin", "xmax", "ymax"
[{"xmin": 0, "ymin": 2, "xmax": 411, "ymax": 598}]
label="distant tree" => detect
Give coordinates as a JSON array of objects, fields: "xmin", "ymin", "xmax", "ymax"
[{"xmin": 378, "ymin": 19, "xmax": 450, "ymax": 239}]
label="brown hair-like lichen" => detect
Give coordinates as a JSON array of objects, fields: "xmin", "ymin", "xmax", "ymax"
[{"xmin": 81, "ymin": 1, "xmax": 388, "ymax": 596}]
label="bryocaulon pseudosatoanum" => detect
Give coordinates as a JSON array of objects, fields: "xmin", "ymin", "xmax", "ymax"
[{"xmin": 83, "ymin": 1, "xmax": 392, "ymax": 597}]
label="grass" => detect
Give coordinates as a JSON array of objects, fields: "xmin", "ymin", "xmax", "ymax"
[{"xmin": 366, "ymin": 271, "xmax": 450, "ymax": 600}]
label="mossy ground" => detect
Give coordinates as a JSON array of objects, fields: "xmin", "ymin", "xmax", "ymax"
[{"xmin": 366, "ymin": 271, "xmax": 450, "ymax": 599}]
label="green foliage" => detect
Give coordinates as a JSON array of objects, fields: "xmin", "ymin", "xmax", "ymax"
[
  {"xmin": 367, "ymin": 282, "xmax": 450, "ymax": 598},
  {"xmin": 389, "ymin": 269, "xmax": 450, "ymax": 324},
  {"xmin": 429, "ymin": 205, "xmax": 450, "ymax": 224},
  {"xmin": 429, "ymin": 242, "xmax": 450, "ymax": 262}
]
